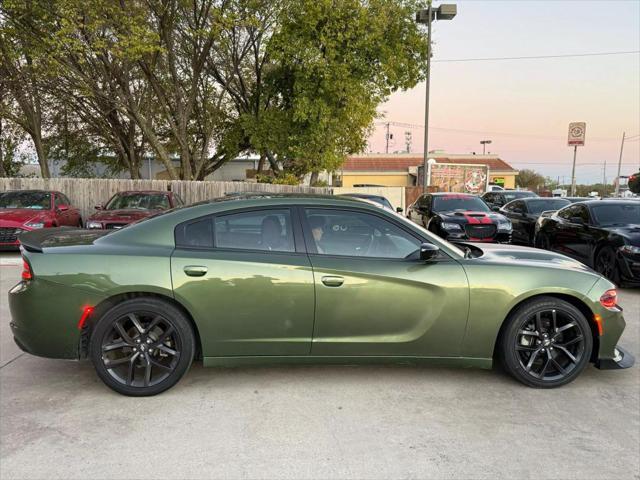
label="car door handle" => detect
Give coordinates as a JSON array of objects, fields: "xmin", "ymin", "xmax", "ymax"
[
  {"xmin": 321, "ymin": 275, "xmax": 344, "ymax": 287},
  {"xmin": 184, "ymin": 265, "xmax": 208, "ymax": 277}
]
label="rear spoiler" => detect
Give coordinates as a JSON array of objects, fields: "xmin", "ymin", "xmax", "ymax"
[{"xmin": 19, "ymin": 227, "xmax": 110, "ymax": 253}]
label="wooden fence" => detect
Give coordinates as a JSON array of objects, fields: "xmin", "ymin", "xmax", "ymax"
[{"xmin": 0, "ymin": 178, "xmax": 329, "ymax": 220}]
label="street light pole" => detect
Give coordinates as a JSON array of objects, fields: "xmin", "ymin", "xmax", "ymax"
[
  {"xmin": 417, "ymin": 4, "xmax": 457, "ymax": 190},
  {"xmin": 570, "ymin": 145, "xmax": 577, "ymax": 196},
  {"xmin": 421, "ymin": 2, "xmax": 433, "ymax": 190},
  {"xmin": 615, "ymin": 131, "xmax": 625, "ymax": 197},
  {"xmin": 480, "ymin": 140, "xmax": 492, "ymax": 155}
]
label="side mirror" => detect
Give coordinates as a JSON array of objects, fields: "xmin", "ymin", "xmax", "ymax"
[
  {"xmin": 491, "ymin": 205, "xmax": 501, "ymax": 212},
  {"xmin": 56, "ymin": 204, "xmax": 69, "ymax": 212},
  {"xmin": 569, "ymin": 216, "xmax": 584, "ymax": 225},
  {"xmin": 419, "ymin": 243, "xmax": 440, "ymax": 261},
  {"xmin": 94, "ymin": 205, "xmax": 103, "ymax": 210},
  {"xmin": 396, "ymin": 207, "xmax": 403, "ymax": 213}
]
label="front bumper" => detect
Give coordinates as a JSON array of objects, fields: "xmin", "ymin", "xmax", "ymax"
[
  {"xmin": 617, "ymin": 251, "xmax": 640, "ymax": 286},
  {"xmin": 595, "ymin": 345, "xmax": 635, "ymax": 370},
  {"xmin": 446, "ymin": 231, "xmax": 512, "ymax": 244}
]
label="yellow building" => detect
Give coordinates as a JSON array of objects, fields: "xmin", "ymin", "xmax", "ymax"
[{"xmin": 338, "ymin": 153, "xmax": 518, "ymax": 189}]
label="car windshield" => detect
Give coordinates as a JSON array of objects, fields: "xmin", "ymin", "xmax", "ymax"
[
  {"xmin": 432, "ymin": 195, "xmax": 490, "ymax": 213},
  {"xmin": 0, "ymin": 191, "xmax": 51, "ymax": 210},
  {"xmin": 526, "ymin": 199, "xmax": 570, "ymax": 215},
  {"xmin": 503, "ymin": 191, "xmax": 537, "ymax": 201},
  {"xmin": 590, "ymin": 203, "xmax": 640, "ymax": 226},
  {"xmin": 105, "ymin": 193, "xmax": 170, "ymax": 211}
]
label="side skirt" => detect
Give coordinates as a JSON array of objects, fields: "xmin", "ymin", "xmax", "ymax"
[{"xmin": 203, "ymin": 355, "xmax": 493, "ymax": 369}]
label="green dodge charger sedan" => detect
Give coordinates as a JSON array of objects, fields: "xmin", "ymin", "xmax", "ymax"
[{"xmin": 9, "ymin": 194, "xmax": 634, "ymax": 396}]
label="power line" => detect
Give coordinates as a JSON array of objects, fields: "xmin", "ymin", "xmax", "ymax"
[
  {"xmin": 374, "ymin": 121, "xmax": 633, "ymax": 142},
  {"xmin": 433, "ymin": 50, "xmax": 640, "ymax": 63}
]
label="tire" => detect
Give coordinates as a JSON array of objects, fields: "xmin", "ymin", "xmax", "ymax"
[
  {"xmin": 89, "ymin": 298, "xmax": 195, "ymax": 396},
  {"xmin": 499, "ymin": 296, "xmax": 592, "ymax": 388},
  {"xmin": 77, "ymin": 218, "xmax": 83, "ymax": 228},
  {"xmin": 595, "ymin": 246, "xmax": 621, "ymax": 285}
]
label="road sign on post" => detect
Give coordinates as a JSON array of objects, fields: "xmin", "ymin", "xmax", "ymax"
[
  {"xmin": 568, "ymin": 122, "xmax": 586, "ymax": 195},
  {"xmin": 568, "ymin": 122, "xmax": 586, "ymax": 146}
]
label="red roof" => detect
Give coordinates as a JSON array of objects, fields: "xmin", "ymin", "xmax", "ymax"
[{"xmin": 343, "ymin": 155, "xmax": 517, "ymax": 173}]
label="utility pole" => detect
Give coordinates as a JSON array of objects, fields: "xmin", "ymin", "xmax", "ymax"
[
  {"xmin": 615, "ymin": 131, "xmax": 625, "ymax": 197},
  {"xmin": 385, "ymin": 122, "xmax": 391, "ymax": 154},
  {"xmin": 602, "ymin": 159, "xmax": 607, "ymax": 197}
]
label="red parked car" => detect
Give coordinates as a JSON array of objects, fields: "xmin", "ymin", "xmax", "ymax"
[
  {"xmin": 85, "ymin": 190, "xmax": 184, "ymax": 229},
  {"xmin": 0, "ymin": 190, "xmax": 82, "ymax": 250}
]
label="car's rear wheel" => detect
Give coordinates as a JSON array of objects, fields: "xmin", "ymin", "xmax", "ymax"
[
  {"xmin": 595, "ymin": 246, "xmax": 620, "ymax": 285},
  {"xmin": 89, "ymin": 298, "xmax": 195, "ymax": 396},
  {"xmin": 499, "ymin": 297, "xmax": 592, "ymax": 388}
]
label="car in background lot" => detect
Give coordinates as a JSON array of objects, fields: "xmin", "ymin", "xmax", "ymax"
[
  {"xmin": 564, "ymin": 197, "xmax": 591, "ymax": 203},
  {"xmin": 9, "ymin": 194, "xmax": 633, "ymax": 395},
  {"xmin": 0, "ymin": 190, "xmax": 81, "ymax": 250},
  {"xmin": 535, "ymin": 200, "xmax": 640, "ymax": 286},
  {"xmin": 482, "ymin": 190, "xmax": 538, "ymax": 211},
  {"xmin": 337, "ymin": 193, "xmax": 402, "ymax": 212},
  {"xmin": 85, "ymin": 190, "xmax": 184, "ymax": 229},
  {"xmin": 501, "ymin": 197, "xmax": 571, "ymax": 246},
  {"xmin": 408, "ymin": 192, "xmax": 512, "ymax": 243}
]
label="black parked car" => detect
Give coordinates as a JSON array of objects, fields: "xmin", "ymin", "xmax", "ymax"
[
  {"xmin": 482, "ymin": 190, "xmax": 538, "ymax": 211},
  {"xmin": 408, "ymin": 192, "xmax": 512, "ymax": 243},
  {"xmin": 535, "ymin": 200, "xmax": 640, "ymax": 286},
  {"xmin": 501, "ymin": 197, "xmax": 571, "ymax": 245}
]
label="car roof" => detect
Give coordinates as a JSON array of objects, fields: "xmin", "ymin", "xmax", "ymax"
[
  {"xmin": 430, "ymin": 192, "xmax": 475, "ymax": 197},
  {"xmin": 519, "ymin": 197, "xmax": 569, "ymax": 202},
  {"xmin": 114, "ymin": 190, "xmax": 171, "ymax": 195}
]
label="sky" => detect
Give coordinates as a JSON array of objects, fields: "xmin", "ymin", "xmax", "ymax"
[{"xmin": 369, "ymin": 0, "xmax": 640, "ymax": 184}]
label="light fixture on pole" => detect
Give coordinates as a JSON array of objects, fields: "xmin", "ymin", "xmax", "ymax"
[
  {"xmin": 416, "ymin": 3, "xmax": 457, "ymax": 190},
  {"xmin": 480, "ymin": 140, "xmax": 492, "ymax": 155}
]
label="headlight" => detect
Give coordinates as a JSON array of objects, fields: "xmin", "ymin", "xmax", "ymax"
[
  {"xmin": 86, "ymin": 221, "xmax": 103, "ymax": 229},
  {"xmin": 497, "ymin": 219, "xmax": 512, "ymax": 231},
  {"xmin": 619, "ymin": 245, "xmax": 640, "ymax": 255},
  {"xmin": 24, "ymin": 222, "xmax": 45, "ymax": 229},
  {"xmin": 441, "ymin": 222, "xmax": 462, "ymax": 231}
]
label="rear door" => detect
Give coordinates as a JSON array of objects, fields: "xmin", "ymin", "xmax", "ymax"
[
  {"xmin": 301, "ymin": 207, "xmax": 469, "ymax": 357},
  {"xmin": 171, "ymin": 207, "xmax": 315, "ymax": 356}
]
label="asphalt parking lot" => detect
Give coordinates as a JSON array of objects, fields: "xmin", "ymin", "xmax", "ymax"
[{"xmin": 1, "ymin": 252, "xmax": 638, "ymax": 480}]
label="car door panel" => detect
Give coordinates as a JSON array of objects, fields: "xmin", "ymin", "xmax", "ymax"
[
  {"xmin": 308, "ymin": 256, "xmax": 469, "ymax": 357},
  {"xmin": 172, "ymin": 249, "xmax": 315, "ymax": 356}
]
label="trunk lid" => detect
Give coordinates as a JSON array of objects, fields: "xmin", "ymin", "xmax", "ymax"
[{"xmin": 19, "ymin": 227, "xmax": 110, "ymax": 252}]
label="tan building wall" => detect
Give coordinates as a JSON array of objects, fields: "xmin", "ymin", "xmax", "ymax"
[{"xmin": 341, "ymin": 173, "xmax": 411, "ymax": 187}]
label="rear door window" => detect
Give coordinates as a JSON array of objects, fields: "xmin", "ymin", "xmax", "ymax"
[{"xmin": 214, "ymin": 209, "xmax": 294, "ymax": 252}]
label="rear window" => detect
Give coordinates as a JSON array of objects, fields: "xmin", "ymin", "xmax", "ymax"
[
  {"xmin": 503, "ymin": 191, "xmax": 537, "ymax": 202},
  {"xmin": 106, "ymin": 193, "xmax": 170, "ymax": 211}
]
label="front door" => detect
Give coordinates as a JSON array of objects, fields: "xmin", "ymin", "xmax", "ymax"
[
  {"xmin": 301, "ymin": 207, "xmax": 469, "ymax": 357},
  {"xmin": 171, "ymin": 207, "xmax": 315, "ymax": 356}
]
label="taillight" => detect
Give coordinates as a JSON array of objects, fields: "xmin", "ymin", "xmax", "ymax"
[
  {"xmin": 21, "ymin": 259, "xmax": 33, "ymax": 281},
  {"xmin": 599, "ymin": 289, "xmax": 617, "ymax": 309}
]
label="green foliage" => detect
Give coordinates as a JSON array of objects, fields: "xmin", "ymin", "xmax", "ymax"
[
  {"xmin": 516, "ymin": 169, "xmax": 547, "ymax": 190},
  {"xmin": 0, "ymin": 120, "xmax": 27, "ymax": 177},
  {"xmin": 255, "ymin": 172, "xmax": 300, "ymax": 185},
  {"xmin": 1, "ymin": 0, "xmax": 429, "ymax": 179},
  {"xmin": 628, "ymin": 173, "xmax": 640, "ymax": 194}
]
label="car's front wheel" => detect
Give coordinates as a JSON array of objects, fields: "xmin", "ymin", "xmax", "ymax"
[
  {"xmin": 595, "ymin": 246, "xmax": 621, "ymax": 285},
  {"xmin": 89, "ymin": 298, "xmax": 195, "ymax": 396},
  {"xmin": 499, "ymin": 297, "xmax": 592, "ymax": 388}
]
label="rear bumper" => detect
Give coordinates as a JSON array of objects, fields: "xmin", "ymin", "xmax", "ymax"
[
  {"xmin": 9, "ymin": 278, "xmax": 107, "ymax": 359},
  {"xmin": 595, "ymin": 345, "xmax": 635, "ymax": 370}
]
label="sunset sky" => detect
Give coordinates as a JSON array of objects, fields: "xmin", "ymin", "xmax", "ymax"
[{"xmin": 369, "ymin": 0, "xmax": 640, "ymax": 184}]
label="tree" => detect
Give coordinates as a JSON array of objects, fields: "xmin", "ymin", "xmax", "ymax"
[
  {"xmin": 0, "ymin": 117, "xmax": 27, "ymax": 177},
  {"xmin": 629, "ymin": 173, "xmax": 640, "ymax": 194},
  {"xmin": 516, "ymin": 169, "xmax": 546, "ymax": 190},
  {"xmin": 0, "ymin": 0, "xmax": 54, "ymax": 177}
]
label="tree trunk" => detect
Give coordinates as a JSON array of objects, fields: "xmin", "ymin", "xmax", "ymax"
[
  {"xmin": 309, "ymin": 171, "xmax": 319, "ymax": 185},
  {"xmin": 257, "ymin": 153, "xmax": 266, "ymax": 172},
  {"xmin": 31, "ymin": 130, "xmax": 50, "ymax": 178},
  {"xmin": 0, "ymin": 118, "xmax": 5, "ymax": 177},
  {"xmin": 265, "ymin": 151, "xmax": 280, "ymax": 174}
]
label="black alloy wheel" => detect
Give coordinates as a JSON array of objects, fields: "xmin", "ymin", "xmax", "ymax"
[
  {"xmin": 90, "ymin": 298, "xmax": 195, "ymax": 396},
  {"xmin": 500, "ymin": 297, "xmax": 592, "ymax": 388}
]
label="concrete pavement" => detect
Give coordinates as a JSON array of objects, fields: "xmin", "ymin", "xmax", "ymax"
[{"xmin": 1, "ymin": 252, "xmax": 638, "ymax": 480}]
